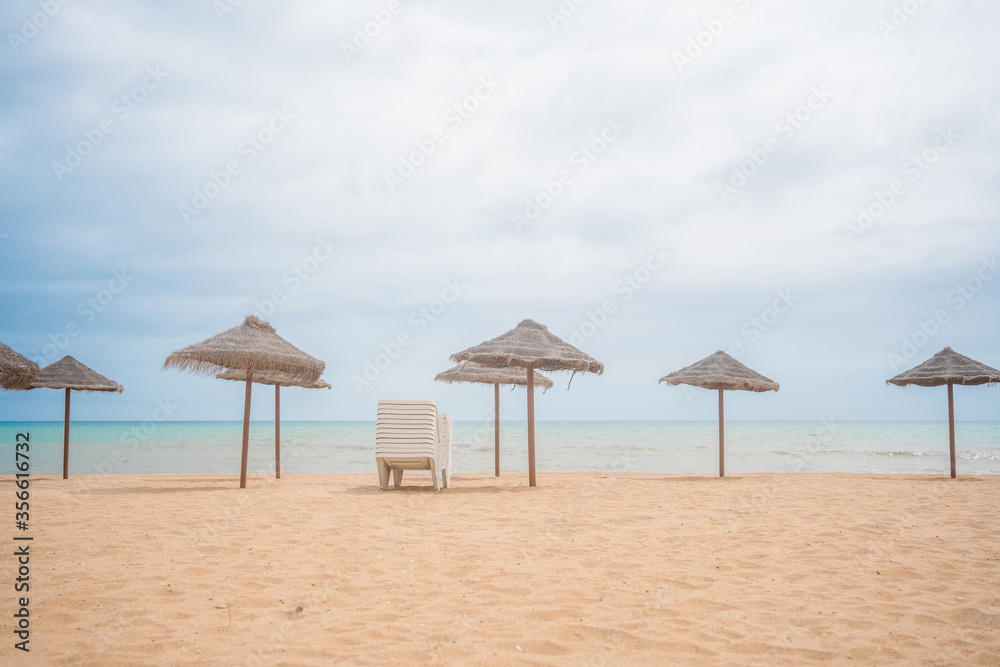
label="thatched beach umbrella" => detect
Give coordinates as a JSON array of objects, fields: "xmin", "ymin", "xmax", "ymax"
[
  {"xmin": 660, "ymin": 351, "xmax": 779, "ymax": 477},
  {"xmin": 450, "ymin": 319, "xmax": 604, "ymax": 486},
  {"xmin": 435, "ymin": 362, "xmax": 553, "ymax": 477},
  {"xmin": 0, "ymin": 342, "xmax": 39, "ymax": 390},
  {"xmin": 163, "ymin": 315, "xmax": 324, "ymax": 488},
  {"xmin": 216, "ymin": 369, "xmax": 331, "ymax": 479},
  {"xmin": 887, "ymin": 347, "xmax": 1000, "ymax": 478},
  {"xmin": 29, "ymin": 356, "xmax": 123, "ymax": 479}
]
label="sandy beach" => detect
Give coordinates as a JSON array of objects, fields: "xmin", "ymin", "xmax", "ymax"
[{"xmin": 5, "ymin": 472, "xmax": 999, "ymax": 665}]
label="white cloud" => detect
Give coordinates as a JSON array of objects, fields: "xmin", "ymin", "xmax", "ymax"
[{"xmin": 1, "ymin": 0, "xmax": 998, "ymax": 421}]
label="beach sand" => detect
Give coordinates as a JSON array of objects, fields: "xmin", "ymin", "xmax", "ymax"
[{"xmin": 5, "ymin": 472, "xmax": 1000, "ymax": 665}]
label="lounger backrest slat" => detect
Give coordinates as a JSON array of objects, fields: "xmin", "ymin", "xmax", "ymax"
[{"xmin": 375, "ymin": 400, "xmax": 439, "ymax": 460}]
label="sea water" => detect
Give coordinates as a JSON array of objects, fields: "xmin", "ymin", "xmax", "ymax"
[{"xmin": 1, "ymin": 421, "xmax": 998, "ymax": 476}]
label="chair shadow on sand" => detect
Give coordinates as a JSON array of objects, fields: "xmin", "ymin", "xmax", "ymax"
[{"xmin": 344, "ymin": 477, "xmax": 523, "ymax": 496}]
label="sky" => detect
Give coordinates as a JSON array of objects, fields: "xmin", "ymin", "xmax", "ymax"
[{"xmin": 1, "ymin": 0, "xmax": 998, "ymax": 424}]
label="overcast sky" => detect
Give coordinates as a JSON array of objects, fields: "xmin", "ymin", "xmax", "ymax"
[{"xmin": 1, "ymin": 1, "xmax": 998, "ymax": 423}]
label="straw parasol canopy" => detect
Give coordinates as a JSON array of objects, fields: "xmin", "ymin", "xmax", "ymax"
[
  {"xmin": 31, "ymin": 356, "xmax": 124, "ymax": 393},
  {"xmin": 886, "ymin": 347, "xmax": 1000, "ymax": 388},
  {"xmin": 163, "ymin": 315, "xmax": 323, "ymax": 383},
  {"xmin": 660, "ymin": 351, "xmax": 779, "ymax": 477},
  {"xmin": 163, "ymin": 315, "xmax": 325, "ymax": 488},
  {"xmin": 215, "ymin": 369, "xmax": 331, "ymax": 480},
  {"xmin": 450, "ymin": 319, "xmax": 604, "ymax": 374},
  {"xmin": 216, "ymin": 369, "xmax": 331, "ymax": 389},
  {"xmin": 435, "ymin": 362, "xmax": 552, "ymax": 478},
  {"xmin": 29, "ymin": 355, "xmax": 123, "ymax": 479},
  {"xmin": 450, "ymin": 319, "xmax": 604, "ymax": 486},
  {"xmin": 659, "ymin": 350, "xmax": 779, "ymax": 393},
  {"xmin": 435, "ymin": 362, "xmax": 553, "ymax": 388},
  {"xmin": 0, "ymin": 341, "xmax": 39, "ymax": 390},
  {"xmin": 887, "ymin": 347, "xmax": 1000, "ymax": 478}
]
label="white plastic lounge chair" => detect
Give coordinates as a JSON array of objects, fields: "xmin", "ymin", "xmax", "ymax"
[{"xmin": 375, "ymin": 400, "xmax": 452, "ymax": 491}]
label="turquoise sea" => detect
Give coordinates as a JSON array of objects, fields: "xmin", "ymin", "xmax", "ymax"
[{"xmin": 1, "ymin": 421, "xmax": 998, "ymax": 477}]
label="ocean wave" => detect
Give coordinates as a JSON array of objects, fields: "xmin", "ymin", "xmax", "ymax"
[
  {"xmin": 2, "ymin": 421, "xmax": 998, "ymax": 475},
  {"xmin": 963, "ymin": 451, "xmax": 1000, "ymax": 461}
]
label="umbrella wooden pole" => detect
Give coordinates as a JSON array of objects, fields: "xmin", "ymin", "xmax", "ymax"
[
  {"xmin": 240, "ymin": 370, "xmax": 253, "ymax": 489},
  {"xmin": 527, "ymin": 363, "xmax": 536, "ymax": 487},
  {"xmin": 947, "ymin": 382, "xmax": 956, "ymax": 479},
  {"xmin": 275, "ymin": 385, "xmax": 281, "ymax": 480},
  {"xmin": 62, "ymin": 388, "xmax": 70, "ymax": 480},
  {"xmin": 494, "ymin": 383, "xmax": 500, "ymax": 477},
  {"xmin": 718, "ymin": 388, "xmax": 725, "ymax": 478}
]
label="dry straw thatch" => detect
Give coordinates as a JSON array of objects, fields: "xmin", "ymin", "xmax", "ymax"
[
  {"xmin": 450, "ymin": 319, "xmax": 604, "ymax": 486},
  {"xmin": 659, "ymin": 350, "xmax": 779, "ymax": 392},
  {"xmin": 30, "ymin": 355, "xmax": 124, "ymax": 393},
  {"xmin": 660, "ymin": 351, "xmax": 778, "ymax": 477},
  {"xmin": 436, "ymin": 360, "xmax": 553, "ymax": 478},
  {"xmin": 435, "ymin": 362, "xmax": 553, "ymax": 388},
  {"xmin": 216, "ymin": 368, "xmax": 330, "ymax": 481},
  {"xmin": 163, "ymin": 315, "xmax": 324, "ymax": 384},
  {"xmin": 0, "ymin": 341, "xmax": 39, "ymax": 390},
  {"xmin": 216, "ymin": 368, "xmax": 331, "ymax": 389},
  {"xmin": 163, "ymin": 315, "xmax": 325, "ymax": 488},
  {"xmin": 28, "ymin": 355, "xmax": 122, "ymax": 479},
  {"xmin": 886, "ymin": 347, "xmax": 999, "ymax": 478},
  {"xmin": 886, "ymin": 347, "xmax": 1000, "ymax": 387},
  {"xmin": 450, "ymin": 319, "xmax": 604, "ymax": 374}
]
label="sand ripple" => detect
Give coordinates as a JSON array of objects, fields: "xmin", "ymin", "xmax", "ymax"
[{"xmin": 7, "ymin": 472, "xmax": 1000, "ymax": 665}]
